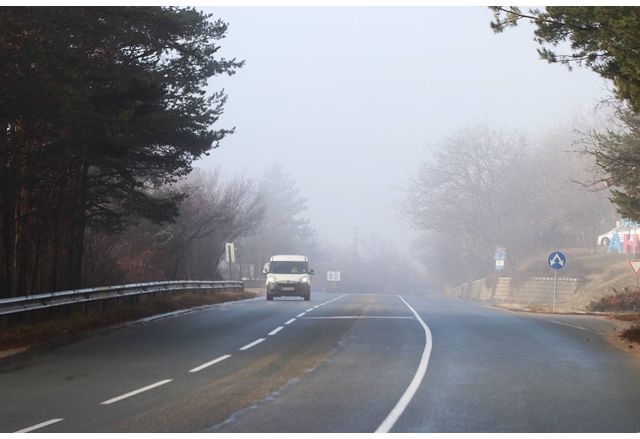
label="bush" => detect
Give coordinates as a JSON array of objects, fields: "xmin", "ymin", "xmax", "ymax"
[{"xmin": 588, "ymin": 287, "xmax": 640, "ymax": 312}]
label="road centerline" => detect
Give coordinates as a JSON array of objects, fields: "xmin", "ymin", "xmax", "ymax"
[
  {"xmin": 296, "ymin": 312, "xmax": 306, "ymax": 318},
  {"xmin": 15, "ymin": 418, "xmax": 64, "ymax": 433},
  {"xmin": 239, "ymin": 338, "xmax": 265, "ymax": 351},
  {"xmin": 189, "ymin": 354, "xmax": 231, "ymax": 373},
  {"xmin": 100, "ymin": 379, "xmax": 173, "ymax": 405},
  {"xmin": 268, "ymin": 326, "xmax": 284, "ymax": 336},
  {"xmin": 285, "ymin": 318, "xmax": 296, "ymax": 325},
  {"xmin": 376, "ymin": 295, "xmax": 433, "ymax": 433}
]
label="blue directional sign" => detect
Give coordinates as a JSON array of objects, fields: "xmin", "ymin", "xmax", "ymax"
[{"xmin": 547, "ymin": 251, "xmax": 566, "ymax": 270}]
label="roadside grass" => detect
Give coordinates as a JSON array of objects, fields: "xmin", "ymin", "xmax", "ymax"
[
  {"xmin": 588, "ymin": 287, "xmax": 640, "ymax": 312},
  {"xmin": 587, "ymin": 287, "xmax": 640, "ymax": 345},
  {"xmin": 0, "ymin": 289, "xmax": 261, "ymax": 354}
]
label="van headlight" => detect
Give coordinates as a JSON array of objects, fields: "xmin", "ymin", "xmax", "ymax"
[
  {"xmin": 267, "ymin": 275, "xmax": 277, "ymax": 284},
  {"xmin": 300, "ymin": 276, "xmax": 310, "ymax": 283}
]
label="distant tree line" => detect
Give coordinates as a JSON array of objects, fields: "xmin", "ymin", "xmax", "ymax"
[
  {"xmin": 0, "ymin": 7, "xmax": 243, "ymax": 297},
  {"xmin": 491, "ymin": 6, "xmax": 640, "ymax": 226},
  {"xmin": 402, "ymin": 6, "xmax": 640, "ymax": 287},
  {"xmin": 404, "ymin": 123, "xmax": 615, "ymax": 287}
]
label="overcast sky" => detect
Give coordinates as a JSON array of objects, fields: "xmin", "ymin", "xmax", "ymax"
[{"xmin": 195, "ymin": 7, "xmax": 608, "ymax": 255}]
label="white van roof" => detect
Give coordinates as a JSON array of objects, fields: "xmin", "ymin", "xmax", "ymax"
[{"xmin": 270, "ymin": 255, "xmax": 308, "ymax": 262}]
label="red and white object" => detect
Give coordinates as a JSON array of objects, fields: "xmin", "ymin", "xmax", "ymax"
[{"xmin": 628, "ymin": 260, "xmax": 640, "ymax": 273}]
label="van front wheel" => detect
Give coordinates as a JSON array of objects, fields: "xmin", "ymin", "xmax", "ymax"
[{"xmin": 304, "ymin": 294, "xmax": 310, "ymax": 301}]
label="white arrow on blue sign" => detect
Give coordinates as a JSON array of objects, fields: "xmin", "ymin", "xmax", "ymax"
[{"xmin": 547, "ymin": 251, "xmax": 566, "ymax": 270}]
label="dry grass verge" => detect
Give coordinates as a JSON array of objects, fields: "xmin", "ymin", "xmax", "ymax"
[
  {"xmin": 587, "ymin": 288, "xmax": 640, "ymax": 346},
  {"xmin": 0, "ymin": 289, "xmax": 260, "ymax": 354}
]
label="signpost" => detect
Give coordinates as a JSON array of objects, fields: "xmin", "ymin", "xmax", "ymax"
[
  {"xmin": 327, "ymin": 271, "xmax": 341, "ymax": 290},
  {"xmin": 547, "ymin": 251, "xmax": 566, "ymax": 312},
  {"xmin": 225, "ymin": 243, "xmax": 236, "ymax": 280},
  {"xmin": 495, "ymin": 247, "xmax": 506, "ymax": 271}
]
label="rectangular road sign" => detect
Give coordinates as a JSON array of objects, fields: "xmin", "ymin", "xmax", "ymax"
[
  {"xmin": 327, "ymin": 271, "xmax": 341, "ymax": 282},
  {"xmin": 225, "ymin": 243, "xmax": 235, "ymax": 263}
]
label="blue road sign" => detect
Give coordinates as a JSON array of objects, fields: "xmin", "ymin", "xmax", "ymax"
[
  {"xmin": 547, "ymin": 251, "xmax": 566, "ymax": 270},
  {"xmin": 495, "ymin": 247, "xmax": 506, "ymax": 260}
]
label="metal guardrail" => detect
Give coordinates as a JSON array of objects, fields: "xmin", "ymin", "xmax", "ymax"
[{"xmin": 0, "ymin": 280, "xmax": 244, "ymax": 317}]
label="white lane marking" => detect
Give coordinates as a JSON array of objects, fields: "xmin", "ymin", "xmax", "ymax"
[
  {"xmin": 548, "ymin": 319, "xmax": 589, "ymax": 332},
  {"xmin": 285, "ymin": 318, "xmax": 296, "ymax": 325},
  {"xmin": 15, "ymin": 418, "xmax": 64, "ymax": 433},
  {"xmin": 302, "ymin": 316, "xmax": 414, "ymax": 320},
  {"xmin": 296, "ymin": 312, "xmax": 306, "ymax": 318},
  {"xmin": 100, "ymin": 379, "xmax": 172, "ymax": 405},
  {"xmin": 376, "ymin": 295, "xmax": 433, "ymax": 433},
  {"xmin": 239, "ymin": 338, "xmax": 265, "ymax": 351},
  {"xmin": 268, "ymin": 326, "xmax": 284, "ymax": 336},
  {"xmin": 312, "ymin": 305, "xmax": 320, "ymax": 309},
  {"xmin": 189, "ymin": 354, "xmax": 231, "ymax": 373},
  {"xmin": 306, "ymin": 308, "xmax": 314, "ymax": 312},
  {"xmin": 488, "ymin": 305, "xmax": 592, "ymax": 332}
]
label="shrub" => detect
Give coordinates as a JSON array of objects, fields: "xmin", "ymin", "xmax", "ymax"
[{"xmin": 588, "ymin": 287, "xmax": 640, "ymax": 312}]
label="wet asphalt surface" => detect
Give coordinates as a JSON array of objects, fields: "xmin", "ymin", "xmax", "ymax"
[{"xmin": 1, "ymin": 291, "xmax": 639, "ymax": 432}]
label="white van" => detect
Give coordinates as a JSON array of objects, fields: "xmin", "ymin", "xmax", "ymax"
[{"xmin": 263, "ymin": 255, "xmax": 314, "ymax": 301}]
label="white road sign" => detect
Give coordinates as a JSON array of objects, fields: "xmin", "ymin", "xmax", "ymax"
[
  {"xmin": 225, "ymin": 242, "xmax": 236, "ymax": 263},
  {"xmin": 327, "ymin": 271, "xmax": 341, "ymax": 282}
]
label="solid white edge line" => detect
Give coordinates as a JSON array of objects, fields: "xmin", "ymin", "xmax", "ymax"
[
  {"xmin": 296, "ymin": 312, "xmax": 306, "ymax": 318},
  {"xmin": 268, "ymin": 326, "xmax": 284, "ymax": 336},
  {"xmin": 100, "ymin": 379, "xmax": 173, "ymax": 405},
  {"xmin": 239, "ymin": 338, "xmax": 265, "ymax": 351},
  {"xmin": 189, "ymin": 354, "xmax": 231, "ymax": 373},
  {"xmin": 285, "ymin": 318, "xmax": 296, "ymax": 325},
  {"xmin": 376, "ymin": 295, "xmax": 433, "ymax": 433},
  {"xmin": 548, "ymin": 319, "xmax": 589, "ymax": 331},
  {"xmin": 15, "ymin": 418, "xmax": 64, "ymax": 433}
]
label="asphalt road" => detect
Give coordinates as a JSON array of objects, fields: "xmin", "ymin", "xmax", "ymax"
[{"xmin": 1, "ymin": 291, "xmax": 639, "ymax": 433}]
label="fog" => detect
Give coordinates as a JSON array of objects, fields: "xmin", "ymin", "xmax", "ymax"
[{"xmin": 196, "ymin": 6, "xmax": 607, "ymax": 258}]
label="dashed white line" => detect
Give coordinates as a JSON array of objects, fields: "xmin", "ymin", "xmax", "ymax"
[
  {"xmin": 189, "ymin": 354, "xmax": 231, "ymax": 373},
  {"xmin": 268, "ymin": 326, "xmax": 284, "ymax": 336},
  {"xmin": 284, "ymin": 318, "xmax": 296, "ymax": 325},
  {"xmin": 100, "ymin": 379, "xmax": 173, "ymax": 405},
  {"xmin": 312, "ymin": 305, "xmax": 319, "ymax": 309},
  {"xmin": 296, "ymin": 312, "xmax": 306, "ymax": 318},
  {"xmin": 306, "ymin": 308, "xmax": 314, "ymax": 312},
  {"xmin": 239, "ymin": 338, "xmax": 265, "ymax": 351},
  {"xmin": 376, "ymin": 295, "xmax": 433, "ymax": 433},
  {"xmin": 548, "ymin": 319, "xmax": 589, "ymax": 331},
  {"xmin": 15, "ymin": 418, "xmax": 64, "ymax": 433}
]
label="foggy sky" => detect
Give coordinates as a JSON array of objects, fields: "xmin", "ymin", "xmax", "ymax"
[{"xmin": 196, "ymin": 7, "xmax": 608, "ymax": 255}]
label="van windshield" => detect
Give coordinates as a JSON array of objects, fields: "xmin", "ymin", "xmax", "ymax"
[{"xmin": 270, "ymin": 261, "xmax": 308, "ymax": 274}]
